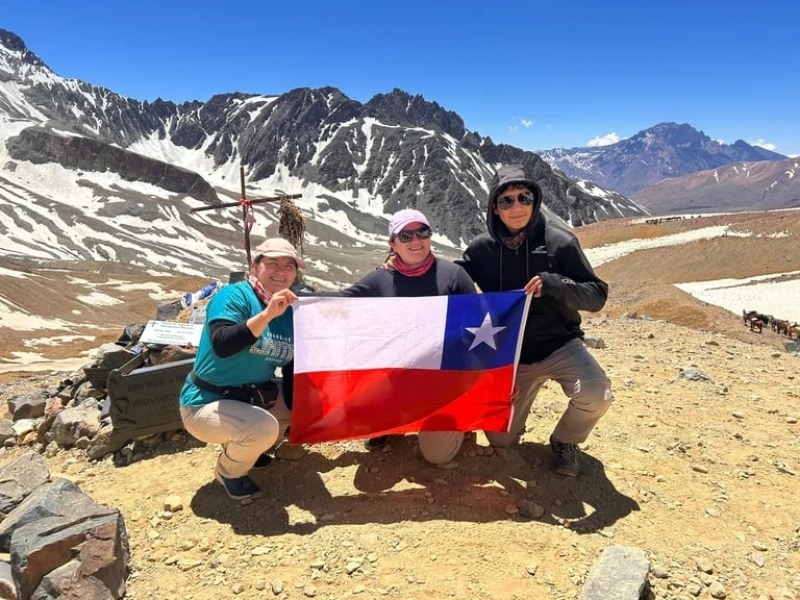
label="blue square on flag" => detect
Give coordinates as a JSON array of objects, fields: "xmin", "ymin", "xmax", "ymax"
[{"xmin": 441, "ymin": 291, "xmax": 527, "ymax": 371}]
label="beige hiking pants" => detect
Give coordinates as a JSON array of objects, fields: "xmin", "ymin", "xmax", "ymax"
[{"xmin": 180, "ymin": 390, "xmax": 291, "ymax": 479}]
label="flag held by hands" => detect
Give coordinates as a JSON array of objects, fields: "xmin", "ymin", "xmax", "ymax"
[{"xmin": 289, "ymin": 291, "xmax": 530, "ymax": 444}]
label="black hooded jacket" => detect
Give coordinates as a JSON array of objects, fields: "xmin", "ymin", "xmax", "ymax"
[{"xmin": 456, "ymin": 165, "xmax": 608, "ymax": 363}]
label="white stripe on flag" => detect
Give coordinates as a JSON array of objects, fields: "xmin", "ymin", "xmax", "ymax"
[{"xmin": 294, "ymin": 296, "xmax": 448, "ymax": 373}]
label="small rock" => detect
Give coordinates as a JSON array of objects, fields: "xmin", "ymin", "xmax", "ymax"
[
  {"xmin": 651, "ymin": 566, "xmax": 669, "ymax": 579},
  {"xmin": 695, "ymin": 557, "xmax": 713, "ymax": 573},
  {"xmin": 749, "ymin": 552, "xmax": 765, "ymax": 567},
  {"xmin": 597, "ymin": 529, "xmax": 615, "ymax": 538},
  {"xmin": 275, "ymin": 444, "xmax": 306, "ymax": 460},
  {"xmin": 687, "ymin": 582, "xmax": 703, "ymax": 596},
  {"xmin": 176, "ymin": 540, "xmax": 197, "ymax": 553},
  {"xmin": 177, "ymin": 559, "xmax": 203, "ymax": 571},
  {"xmin": 345, "ymin": 560, "xmax": 363, "ymax": 574},
  {"xmin": 163, "ymin": 495, "xmax": 183, "ymax": 512},
  {"xmin": 708, "ymin": 580, "xmax": 727, "ymax": 598},
  {"xmin": 518, "ymin": 500, "xmax": 545, "ymax": 520}
]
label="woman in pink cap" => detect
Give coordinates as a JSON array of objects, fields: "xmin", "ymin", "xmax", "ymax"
[{"xmin": 338, "ymin": 208, "xmax": 476, "ymax": 465}]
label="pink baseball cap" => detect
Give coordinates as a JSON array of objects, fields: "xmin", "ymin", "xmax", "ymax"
[{"xmin": 388, "ymin": 208, "xmax": 431, "ymax": 238}]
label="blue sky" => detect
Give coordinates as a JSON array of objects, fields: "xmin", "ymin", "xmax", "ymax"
[{"xmin": 4, "ymin": 0, "xmax": 799, "ymax": 155}]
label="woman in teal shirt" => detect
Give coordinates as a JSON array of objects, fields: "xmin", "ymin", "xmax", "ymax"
[{"xmin": 179, "ymin": 238, "xmax": 301, "ymax": 501}]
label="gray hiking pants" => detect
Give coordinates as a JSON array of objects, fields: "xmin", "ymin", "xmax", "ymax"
[{"xmin": 486, "ymin": 338, "xmax": 613, "ymax": 447}]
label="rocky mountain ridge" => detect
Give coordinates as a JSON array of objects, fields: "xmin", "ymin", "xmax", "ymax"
[
  {"xmin": 0, "ymin": 27, "xmax": 644, "ymax": 283},
  {"xmin": 540, "ymin": 122, "xmax": 787, "ymax": 197}
]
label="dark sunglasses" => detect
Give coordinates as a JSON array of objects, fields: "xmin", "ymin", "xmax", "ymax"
[
  {"xmin": 496, "ymin": 192, "xmax": 535, "ymax": 210},
  {"xmin": 395, "ymin": 227, "xmax": 433, "ymax": 243}
]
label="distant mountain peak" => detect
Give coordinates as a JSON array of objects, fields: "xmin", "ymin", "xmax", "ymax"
[
  {"xmin": 365, "ymin": 88, "xmax": 466, "ymax": 138},
  {"xmin": 0, "ymin": 27, "xmax": 48, "ymax": 69},
  {"xmin": 541, "ymin": 122, "xmax": 787, "ymax": 195}
]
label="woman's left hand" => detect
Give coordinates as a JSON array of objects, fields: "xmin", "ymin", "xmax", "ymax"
[{"xmin": 265, "ymin": 288, "xmax": 298, "ymax": 320}]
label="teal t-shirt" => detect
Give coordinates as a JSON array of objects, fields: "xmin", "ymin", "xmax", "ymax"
[{"xmin": 179, "ymin": 282, "xmax": 294, "ymax": 408}]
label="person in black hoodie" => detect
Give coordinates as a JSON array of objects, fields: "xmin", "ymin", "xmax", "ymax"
[{"xmin": 457, "ymin": 164, "xmax": 612, "ymax": 476}]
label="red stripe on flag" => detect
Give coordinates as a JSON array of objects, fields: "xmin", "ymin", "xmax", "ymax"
[{"xmin": 289, "ymin": 366, "xmax": 514, "ymax": 444}]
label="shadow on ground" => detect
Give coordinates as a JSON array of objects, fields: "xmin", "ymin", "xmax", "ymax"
[{"xmin": 190, "ymin": 435, "xmax": 639, "ymax": 537}]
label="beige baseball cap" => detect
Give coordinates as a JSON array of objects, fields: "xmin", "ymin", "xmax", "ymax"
[{"xmin": 252, "ymin": 238, "xmax": 305, "ymax": 269}]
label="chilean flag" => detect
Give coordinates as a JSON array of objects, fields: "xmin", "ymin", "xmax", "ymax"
[{"xmin": 289, "ymin": 291, "xmax": 530, "ymax": 444}]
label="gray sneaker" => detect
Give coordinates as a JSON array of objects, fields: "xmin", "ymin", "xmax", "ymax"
[{"xmin": 549, "ymin": 435, "xmax": 579, "ymax": 477}]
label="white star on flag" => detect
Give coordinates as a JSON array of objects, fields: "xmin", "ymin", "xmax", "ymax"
[{"xmin": 465, "ymin": 312, "xmax": 507, "ymax": 351}]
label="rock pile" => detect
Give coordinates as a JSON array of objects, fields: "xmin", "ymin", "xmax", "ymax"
[
  {"xmin": 0, "ymin": 452, "xmax": 129, "ymax": 599},
  {"xmin": 0, "ymin": 294, "xmax": 208, "ymax": 466}
]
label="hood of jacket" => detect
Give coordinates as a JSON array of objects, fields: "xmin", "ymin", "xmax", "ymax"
[{"xmin": 486, "ymin": 165, "xmax": 545, "ymax": 242}]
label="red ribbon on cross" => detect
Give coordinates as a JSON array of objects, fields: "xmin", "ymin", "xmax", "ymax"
[{"xmin": 241, "ymin": 198, "xmax": 255, "ymax": 238}]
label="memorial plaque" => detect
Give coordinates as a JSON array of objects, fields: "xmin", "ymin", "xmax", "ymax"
[
  {"xmin": 107, "ymin": 357, "xmax": 194, "ymax": 442},
  {"xmin": 140, "ymin": 321, "xmax": 203, "ymax": 347}
]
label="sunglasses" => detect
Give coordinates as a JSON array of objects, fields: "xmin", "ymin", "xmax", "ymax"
[
  {"xmin": 496, "ymin": 192, "xmax": 535, "ymax": 210},
  {"xmin": 395, "ymin": 227, "xmax": 433, "ymax": 243}
]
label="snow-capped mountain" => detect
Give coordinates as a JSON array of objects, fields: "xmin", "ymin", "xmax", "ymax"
[
  {"xmin": 0, "ymin": 27, "xmax": 647, "ymax": 285},
  {"xmin": 540, "ymin": 122, "xmax": 787, "ymax": 196}
]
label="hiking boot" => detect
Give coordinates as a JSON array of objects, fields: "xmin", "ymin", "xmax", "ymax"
[
  {"xmin": 364, "ymin": 435, "xmax": 390, "ymax": 450},
  {"xmin": 215, "ymin": 470, "xmax": 262, "ymax": 500},
  {"xmin": 250, "ymin": 453, "xmax": 273, "ymax": 471},
  {"xmin": 549, "ymin": 435, "xmax": 580, "ymax": 477}
]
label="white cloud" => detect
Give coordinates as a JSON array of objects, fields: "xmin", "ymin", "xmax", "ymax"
[
  {"xmin": 508, "ymin": 118, "xmax": 534, "ymax": 134},
  {"xmin": 749, "ymin": 139, "xmax": 777, "ymax": 151},
  {"xmin": 587, "ymin": 132, "xmax": 620, "ymax": 147}
]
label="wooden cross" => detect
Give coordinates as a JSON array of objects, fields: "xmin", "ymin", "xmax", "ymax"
[{"xmin": 190, "ymin": 166, "xmax": 301, "ymax": 265}]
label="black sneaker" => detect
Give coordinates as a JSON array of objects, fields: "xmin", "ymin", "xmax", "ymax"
[
  {"xmin": 549, "ymin": 435, "xmax": 580, "ymax": 477},
  {"xmin": 364, "ymin": 435, "xmax": 390, "ymax": 450},
  {"xmin": 215, "ymin": 470, "xmax": 263, "ymax": 500},
  {"xmin": 250, "ymin": 453, "xmax": 273, "ymax": 471}
]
